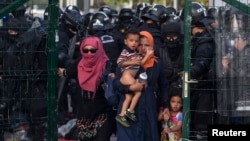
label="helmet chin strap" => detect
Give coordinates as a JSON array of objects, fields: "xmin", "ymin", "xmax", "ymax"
[{"xmin": 69, "ymin": 28, "xmax": 77, "ymax": 35}]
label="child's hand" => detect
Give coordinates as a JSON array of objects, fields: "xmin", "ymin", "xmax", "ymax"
[
  {"xmin": 146, "ymin": 47, "xmax": 154, "ymax": 56},
  {"xmin": 163, "ymin": 127, "xmax": 171, "ymax": 134},
  {"xmin": 161, "ymin": 134, "xmax": 167, "ymax": 141},
  {"xmin": 163, "ymin": 110, "xmax": 170, "ymax": 122},
  {"xmin": 174, "ymin": 133, "xmax": 181, "ymax": 140},
  {"xmin": 158, "ymin": 110, "xmax": 164, "ymax": 121},
  {"xmin": 129, "ymin": 57, "xmax": 141, "ymax": 65},
  {"xmin": 161, "ymin": 129, "xmax": 166, "ymax": 135}
]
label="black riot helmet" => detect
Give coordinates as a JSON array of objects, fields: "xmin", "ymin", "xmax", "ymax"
[
  {"xmin": 119, "ymin": 8, "xmax": 134, "ymax": 21},
  {"xmin": 135, "ymin": 2, "xmax": 149, "ymax": 18},
  {"xmin": 11, "ymin": 5, "xmax": 26, "ymax": 17},
  {"xmin": 44, "ymin": 6, "xmax": 63, "ymax": 21},
  {"xmin": 83, "ymin": 12, "xmax": 94, "ymax": 27},
  {"xmin": 207, "ymin": 7, "xmax": 218, "ymax": 20},
  {"xmin": 92, "ymin": 11, "xmax": 110, "ymax": 23},
  {"xmin": 89, "ymin": 11, "xmax": 114, "ymax": 31},
  {"xmin": 44, "ymin": 7, "xmax": 49, "ymax": 21},
  {"xmin": 110, "ymin": 8, "xmax": 119, "ymax": 24},
  {"xmin": 141, "ymin": 5, "xmax": 152, "ymax": 18},
  {"xmin": 99, "ymin": 5, "xmax": 113, "ymax": 19},
  {"xmin": 164, "ymin": 6, "xmax": 179, "ymax": 22},
  {"xmin": 161, "ymin": 21, "xmax": 183, "ymax": 56},
  {"xmin": 191, "ymin": 2, "xmax": 207, "ymax": 24},
  {"xmin": 161, "ymin": 21, "xmax": 182, "ymax": 39},
  {"xmin": 141, "ymin": 4, "xmax": 168, "ymax": 23},
  {"xmin": 110, "ymin": 13, "xmax": 119, "ymax": 24},
  {"xmin": 61, "ymin": 5, "xmax": 83, "ymax": 27},
  {"xmin": 5, "ymin": 18, "xmax": 21, "ymax": 42},
  {"xmin": 111, "ymin": 8, "xmax": 118, "ymax": 15},
  {"xmin": 167, "ymin": 14, "xmax": 181, "ymax": 22},
  {"xmin": 118, "ymin": 8, "xmax": 139, "ymax": 29},
  {"xmin": 166, "ymin": 6, "xmax": 177, "ymax": 16},
  {"xmin": 180, "ymin": 2, "xmax": 207, "ymax": 25},
  {"xmin": 191, "ymin": 2, "xmax": 207, "ymax": 25}
]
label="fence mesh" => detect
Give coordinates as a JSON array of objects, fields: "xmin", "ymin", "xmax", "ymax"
[{"xmin": 0, "ymin": 0, "xmax": 51, "ymax": 140}]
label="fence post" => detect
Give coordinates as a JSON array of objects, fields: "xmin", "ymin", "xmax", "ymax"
[
  {"xmin": 0, "ymin": 0, "xmax": 29, "ymax": 18},
  {"xmin": 182, "ymin": 0, "xmax": 191, "ymax": 140},
  {"xmin": 223, "ymin": 0, "xmax": 250, "ymax": 14},
  {"xmin": 48, "ymin": 0, "xmax": 59, "ymax": 140}
]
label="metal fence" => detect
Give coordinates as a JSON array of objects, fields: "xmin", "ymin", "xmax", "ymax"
[
  {"xmin": 0, "ymin": 0, "xmax": 58, "ymax": 140},
  {"xmin": 182, "ymin": 0, "xmax": 250, "ymax": 140}
]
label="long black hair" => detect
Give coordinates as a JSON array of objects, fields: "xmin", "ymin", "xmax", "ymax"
[{"xmin": 168, "ymin": 87, "xmax": 183, "ymax": 111}]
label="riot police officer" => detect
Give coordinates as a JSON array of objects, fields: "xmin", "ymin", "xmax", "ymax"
[
  {"xmin": 88, "ymin": 11, "xmax": 123, "ymax": 74},
  {"xmin": 180, "ymin": 2, "xmax": 215, "ymax": 140}
]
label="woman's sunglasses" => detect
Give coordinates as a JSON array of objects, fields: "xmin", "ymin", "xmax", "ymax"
[{"xmin": 82, "ymin": 48, "xmax": 98, "ymax": 53}]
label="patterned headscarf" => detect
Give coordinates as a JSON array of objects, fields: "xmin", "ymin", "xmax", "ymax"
[
  {"xmin": 78, "ymin": 36, "xmax": 109, "ymax": 96},
  {"xmin": 139, "ymin": 31, "xmax": 157, "ymax": 70}
]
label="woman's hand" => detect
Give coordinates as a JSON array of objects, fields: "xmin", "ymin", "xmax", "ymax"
[
  {"xmin": 222, "ymin": 56, "xmax": 230, "ymax": 70},
  {"xmin": 129, "ymin": 79, "xmax": 144, "ymax": 92},
  {"xmin": 108, "ymin": 73, "xmax": 115, "ymax": 78},
  {"xmin": 57, "ymin": 68, "xmax": 65, "ymax": 77}
]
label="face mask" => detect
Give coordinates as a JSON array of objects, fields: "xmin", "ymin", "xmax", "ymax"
[
  {"xmin": 164, "ymin": 35, "xmax": 180, "ymax": 48},
  {"xmin": 7, "ymin": 34, "xmax": 19, "ymax": 43},
  {"xmin": 120, "ymin": 17, "xmax": 131, "ymax": 24},
  {"xmin": 65, "ymin": 24, "xmax": 77, "ymax": 38},
  {"xmin": 147, "ymin": 22, "xmax": 158, "ymax": 28},
  {"xmin": 164, "ymin": 37, "xmax": 181, "ymax": 59},
  {"xmin": 119, "ymin": 19, "xmax": 132, "ymax": 29},
  {"xmin": 90, "ymin": 30, "xmax": 105, "ymax": 37}
]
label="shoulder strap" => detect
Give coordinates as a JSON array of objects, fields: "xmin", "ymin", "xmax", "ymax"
[{"xmin": 68, "ymin": 35, "xmax": 77, "ymax": 58}]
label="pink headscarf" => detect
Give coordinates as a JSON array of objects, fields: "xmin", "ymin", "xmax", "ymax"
[{"xmin": 78, "ymin": 36, "xmax": 109, "ymax": 96}]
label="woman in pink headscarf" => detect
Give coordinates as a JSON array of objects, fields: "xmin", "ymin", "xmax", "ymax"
[{"xmin": 63, "ymin": 36, "xmax": 116, "ymax": 141}]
